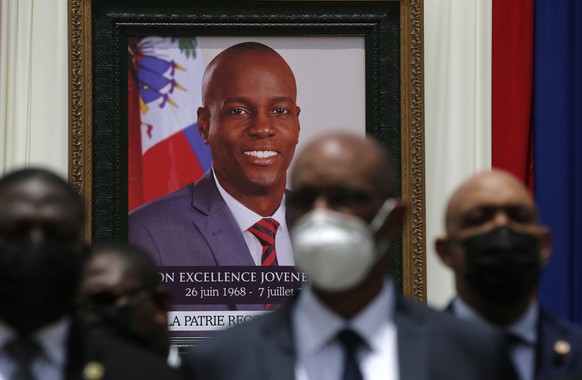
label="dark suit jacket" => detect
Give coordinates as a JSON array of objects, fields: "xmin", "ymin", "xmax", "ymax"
[
  {"xmin": 536, "ymin": 309, "xmax": 582, "ymax": 379},
  {"xmin": 129, "ymin": 171, "xmax": 265, "ymax": 311},
  {"xmin": 65, "ymin": 320, "xmax": 184, "ymax": 380},
  {"xmin": 446, "ymin": 301, "xmax": 582, "ymax": 379},
  {"xmin": 183, "ymin": 294, "xmax": 517, "ymax": 380}
]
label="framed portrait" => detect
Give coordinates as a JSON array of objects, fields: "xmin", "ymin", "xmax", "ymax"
[{"xmin": 68, "ymin": 0, "xmax": 425, "ymax": 344}]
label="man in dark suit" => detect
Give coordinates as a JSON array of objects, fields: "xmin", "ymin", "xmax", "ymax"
[
  {"xmin": 128, "ymin": 41, "xmax": 301, "ymax": 271},
  {"xmin": 78, "ymin": 241, "xmax": 180, "ymax": 367},
  {"xmin": 183, "ymin": 132, "xmax": 517, "ymax": 380},
  {"xmin": 0, "ymin": 168, "xmax": 182, "ymax": 380},
  {"xmin": 435, "ymin": 170, "xmax": 582, "ymax": 380}
]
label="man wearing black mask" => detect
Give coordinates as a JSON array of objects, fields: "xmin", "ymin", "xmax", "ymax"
[
  {"xmin": 436, "ymin": 170, "xmax": 582, "ymax": 380},
  {"xmin": 0, "ymin": 168, "xmax": 182, "ymax": 380},
  {"xmin": 78, "ymin": 241, "xmax": 178, "ymax": 367}
]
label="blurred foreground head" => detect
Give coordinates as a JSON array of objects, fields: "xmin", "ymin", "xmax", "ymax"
[
  {"xmin": 436, "ymin": 170, "xmax": 551, "ymax": 325},
  {"xmin": 78, "ymin": 241, "xmax": 172, "ymax": 359},
  {"xmin": 288, "ymin": 132, "xmax": 405, "ymax": 317},
  {"xmin": 0, "ymin": 168, "xmax": 84, "ymax": 333}
]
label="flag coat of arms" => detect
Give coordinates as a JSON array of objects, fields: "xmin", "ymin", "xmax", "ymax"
[{"xmin": 128, "ymin": 36, "xmax": 212, "ymax": 211}]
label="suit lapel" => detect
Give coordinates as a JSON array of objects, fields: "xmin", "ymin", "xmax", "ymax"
[
  {"xmin": 536, "ymin": 309, "xmax": 579, "ymax": 377},
  {"xmin": 190, "ymin": 172, "xmax": 255, "ymax": 266},
  {"xmin": 258, "ymin": 305, "xmax": 297, "ymax": 380},
  {"xmin": 191, "ymin": 172, "xmax": 263, "ymax": 310},
  {"xmin": 395, "ymin": 297, "xmax": 428, "ymax": 380},
  {"xmin": 65, "ymin": 319, "xmax": 85, "ymax": 380}
]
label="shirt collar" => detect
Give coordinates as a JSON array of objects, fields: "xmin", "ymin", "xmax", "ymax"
[
  {"xmin": 295, "ymin": 280, "xmax": 395, "ymax": 355},
  {"xmin": 167, "ymin": 345, "xmax": 182, "ymax": 368},
  {"xmin": 0, "ymin": 319, "xmax": 16, "ymax": 349},
  {"xmin": 453, "ymin": 298, "xmax": 538, "ymax": 345},
  {"xmin": 33, "ymin": 317, "xmax": 70, "ymax": 367},
  {"xmin": 212, "ymin": 168, "xmax": 286, "ymax": 231},
  {"xmin": 0, "ymin": 317, "xmax": 70, "ymax": 367},
  {"xmin": 506, "ymin": 301, "xmax": 538, "ymax": 345}
]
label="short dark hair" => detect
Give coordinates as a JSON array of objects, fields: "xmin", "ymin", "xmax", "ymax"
[
  {"xmin": 86, "ymin": 241, "xmax": 161, "ymax": 292},
  {"xmin": 0, "ymin": 167, "xmax": 84, "ymax": 223}
]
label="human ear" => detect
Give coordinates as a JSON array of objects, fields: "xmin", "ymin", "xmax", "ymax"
[
  {"xmin": 197, "ymin": 107, "xmax": 210, "ymax": 144},
  {"xmin": 378, "ymin": 200, "xmax": 406, "ymax": 241},
  {"xmin": 539, "ymin": 226, "xmax": 552, "ymax": 266},
  {"xmin": 435, "ymin": 236, "xmax": 455, "ymax": 268}
]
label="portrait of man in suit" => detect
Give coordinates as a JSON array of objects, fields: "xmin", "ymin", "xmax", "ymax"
[
  {"xmin": 128, "ymin": 39, "xmax": 366, "ymax": 333},
  {"xmin": 128, "ymin": 41, "xmax": 300, "ymax": 270}
]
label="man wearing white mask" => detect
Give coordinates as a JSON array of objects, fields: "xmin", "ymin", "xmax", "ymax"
[{"xmin": 183, "ymin": 132, "xmax": 518, "ymax": 380}]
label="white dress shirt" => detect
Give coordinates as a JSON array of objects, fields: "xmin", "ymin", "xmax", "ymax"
[
  {"xmin": 213, "ymin": 169, "xmax": 294, "ymax": 265},
  {"xmin": 167, "ymin": 345, "xmax": 181, "ymax": 368},
  {"xmin": 292, "ymin": 281, "xmax": 399, "ymax": 380},
  {"xmin": 453, "ymin": 298, "xmax": 538, "ymax": 380},
  {"xmin": 0, "ymin": 318, "xmax": 69, "ymax": 380}
]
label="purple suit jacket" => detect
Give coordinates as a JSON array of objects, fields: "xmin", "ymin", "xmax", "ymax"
[
  {"xmin": 129, "ymin": 171, "xmax": 262, "ymax": 311},
  {"xmin": 129, "ymin": 171, "xmax": 255, "ymax": 267}
]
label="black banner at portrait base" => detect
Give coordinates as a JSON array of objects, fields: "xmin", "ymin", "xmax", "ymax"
[{"xmin": 161, "ymin": 266, "xmax": 309, "ymax": 334}]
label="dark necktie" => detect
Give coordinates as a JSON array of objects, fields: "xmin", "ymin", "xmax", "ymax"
[
  {"xmin": 5, "ymin": 336, "xmax": 41, "ymax": 380},
  {"xmin": 249, "ymin": 218, "xmax": 280, "ymax": 309},
  {"xmin": 503, "ymin": 332, "xmax": 526, "ymax": 380},
  {"xmin": 338, "ymin": 329, "xmax": 364, "ymax": 380},
  {"xmin": 249, "ymin": 218, "xmax": 280, "ymax": 267}
]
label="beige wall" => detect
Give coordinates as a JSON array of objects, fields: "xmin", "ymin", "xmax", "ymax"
[{"xmin": 0, "ymin": 0, "xmax": 68, "ymax": 177}]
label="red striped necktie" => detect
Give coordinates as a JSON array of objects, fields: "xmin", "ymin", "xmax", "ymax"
[
  {"xmin": 249, "ymin": 218, "xmax": 280, "ymax": 267},
  {"xmin": 249, "ymin": 218, "xmax": 280, "ymax": 310}
]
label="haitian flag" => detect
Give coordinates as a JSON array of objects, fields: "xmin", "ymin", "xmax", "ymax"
[
  {"xmin": 128, "ymin": 36, "xmax": 212, "ymax": 211},
  {"xmin": 492, "ymin": 0, "xmax": 582, "ymax": 324}
]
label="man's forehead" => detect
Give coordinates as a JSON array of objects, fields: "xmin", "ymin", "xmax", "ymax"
[
  {"xmin": 447, "ymin": 171, "xmax": 535, "ymax": 219},
  {"xmin": 293, "ymin": 164, "xmax": 373, "ymax": 191},
  {"xmin": 1, "ymin": 178, "xmax": 73, "ymax": 203},
  {"xmin": 292, "ymin": 137, "xmax": 382, "ymax": 189},
  {"xmin": 84, "ymin": 253, "xmax": 134, "ymax": 288},
  {"xmin": 0, "ymin": 178, "xmax": 79, "ymax": 220}
]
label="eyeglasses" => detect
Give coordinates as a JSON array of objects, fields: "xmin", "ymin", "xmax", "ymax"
[
  {"xmin": 286, "ymin": 185, "xmax": 381, "ymax": 212},
  {"xmin": 83, "ymin": 287, "xmax": 149, "ymax": 308}
]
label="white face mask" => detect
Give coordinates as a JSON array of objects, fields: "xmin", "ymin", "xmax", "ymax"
[{"xmin": 290, "ymin": 198, "xmax": 396, "ymax": 292}]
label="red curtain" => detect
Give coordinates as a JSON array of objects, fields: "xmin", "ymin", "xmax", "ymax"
[{"xmin": 492, "ymin": 0, "xmax": 535, "ymax": 193}]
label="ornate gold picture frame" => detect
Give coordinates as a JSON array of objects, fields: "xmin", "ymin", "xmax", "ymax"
[{"xmin": 68, "ymin": 0, "xmax": 426, "ymax": 304}]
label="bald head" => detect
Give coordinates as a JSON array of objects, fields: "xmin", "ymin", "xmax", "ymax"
[
  {"xmin": 444, "ymin": 170, "xmax": 538, "ymax": 237},
  {"xmin": 197, "ymin": 42, "xmax": 301, "ymax": 215},
  {"xmin": 291, "ymin": 132, "xmax": 396, "ymax": 198},
  {"xmin": 201, "ymin": 42, "xmax": 297, "ymax": 107},
  {"xmin": 436, "ymin": 170, "xmax": 552, "ymax": 323},
  {"xmin": 288, "ymin": 132, "xmax": 404, "ymax": 315}
]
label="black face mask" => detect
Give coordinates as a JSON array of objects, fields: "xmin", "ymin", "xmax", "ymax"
[
  {"xmin": 462, "ymin": 225, "xmax": 541, "ymax": 304},
  {"xmin": 80, "ymin": 305, "xmax": 139, "ymax": 341},
  {"xmin": 78, "ymin": 288, "xmax": 149, "ymax": 348},
  {"xmin": 0, "ymin": 239, "xmax": 82, "ymax": 332}
]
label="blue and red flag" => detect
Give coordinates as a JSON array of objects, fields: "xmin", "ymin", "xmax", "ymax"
[
  {"xmin": 492, "ymin": 0, "xmax": 582, "ymax": 324},
  {"xmin": 127, "ymin": 37, "xmax": 211, "ymax": 211}
]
